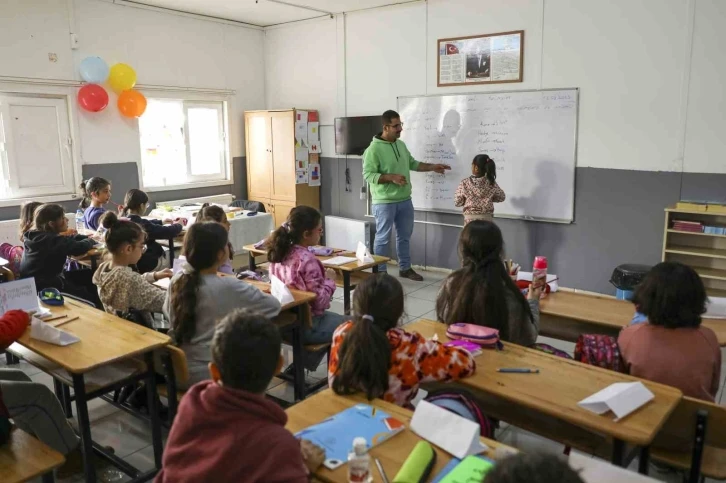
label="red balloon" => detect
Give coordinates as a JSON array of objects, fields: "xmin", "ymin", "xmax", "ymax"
[
  {"xmin": 117, "ymin": 90, "xmax": 147, "ymax": 118},
  {"xmin": 77, "ymin": 84, "xmax": 109, "ymax": 112}
]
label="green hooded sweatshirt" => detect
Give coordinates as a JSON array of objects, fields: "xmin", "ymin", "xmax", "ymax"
[{"xmin": 362, "ymin": 134, "xmax": 420, "ymax": 204}]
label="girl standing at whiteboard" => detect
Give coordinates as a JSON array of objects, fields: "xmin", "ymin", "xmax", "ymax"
[{"xmin": 454, "ymin": 154, "xmax": 505, "ymax": 224}]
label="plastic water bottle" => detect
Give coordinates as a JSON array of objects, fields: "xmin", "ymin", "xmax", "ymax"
[
  {"xmin": 347, "ymin": 437, "xmax": 371, "ymax": 483},
  {"xmin": 75, "ymin": 209, "xmax": 85, "ymax": 232},
  {"xmin": 533, "ymin": 256, "xmax": 548, "ymax": 290}
]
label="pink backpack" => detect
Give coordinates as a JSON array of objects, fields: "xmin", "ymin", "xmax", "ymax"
[
  {"xmin": 0, "ymin": 243, "xmax": 23, "ymax": 279},
  {"xmin": 446, "ymin": 323, "xmax": 503, "ymax": 350}
]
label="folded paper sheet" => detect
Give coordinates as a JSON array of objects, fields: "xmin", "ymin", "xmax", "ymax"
[
  {"xmin": 578, "ymin": 382, "xmax": 654, "ymax": 421},
  {"xmin": 411, "ymin": 400, "xmax": 488, "ymax": 459},
  {"xmin": 356, "ymin": 241, "xmax": 374, "ymax": 264},
  {"xmin": 270, "ymin": 274, "xmax": 294, "ymax": 306},
  {"xmin": 30, "ymin": 317, "xmax": 80, "ymax": 346}
]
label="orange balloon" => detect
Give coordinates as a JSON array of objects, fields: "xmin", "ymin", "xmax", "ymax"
[{"xmin": 117, "ymin": 90, "xmax": 147, "ymax": 118}]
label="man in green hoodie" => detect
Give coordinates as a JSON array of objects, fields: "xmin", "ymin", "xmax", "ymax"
[{"xmin": 363, "ymin": 110, "xmax": 450, "ymax": 281}]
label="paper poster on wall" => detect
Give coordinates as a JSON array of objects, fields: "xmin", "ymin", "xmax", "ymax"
[
  {"xmin": 308, "ymin": 111, "xmax": 319, "ymax": 122},
  {"xmin": 308, "ymin": 163, "xmax": 321, "ymax": 187},
  {"xmin": 295, "ymin": 110, "xmax": 308, "ymax": 146},
  {"xmin": 296, "ymin": 146, "xmax": 309, "ymax": 163},
  {"xmin": 295, "ymin": 169, "xmax": 308, "ymax": 185},
  {"xmin": 438, "ymin": 30, "xmax": 523, "ymax": 86},
  {"xmin": 308, "ymin": 122, "xmax": 319, "ymax": 144},
  {"xmin": 308, "ymin": 141, "xmax": 321, "ymax": 154}
]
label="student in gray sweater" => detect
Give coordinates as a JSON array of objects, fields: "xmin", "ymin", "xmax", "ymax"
[
  {"xmin": 436, "ymin": 220, "xmax": 541, "ymax": 347},
  {"xmin": 164, "ymin": 222, "xmax": 281, "ymax": 386}
]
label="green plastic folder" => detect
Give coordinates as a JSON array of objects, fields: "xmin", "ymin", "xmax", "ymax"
[
  {"xmin": 392, "ymin": 441, "xmax": 437, "ymax": 483},
  {"xmin": 439, "ymin": 455, "xmax": 494, "ymax": 483}
]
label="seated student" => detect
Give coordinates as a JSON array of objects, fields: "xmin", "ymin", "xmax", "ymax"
[
  {"xmin": 92, "ymin": 212, "xmax": 172, "ymax": 320},
  {"xmin": 329, "ymin": 273, "xmax": 475, "ymax": 407},
  {"xmin": 20, "ymin": 203, "xmax": 99, "ymax": 305},
  {"xmin": 483, "ymin": 454, "xmax": 585, "ymax": 483},
  {"xmin": 163, "ymin": 222, "xmax": 281, "ymax": 386},
  {"xmin": 267, "ymin": 206, "xmax": 345, "ymax": 371},
  {"xmin": 78, "ymin": 177, "xmax": 113, "ymax": 231},
  {"xmin": 122, "ymin": 189, "xmax": 184, "ymax": 273},
  {"xmin": 156, "ymin": 309, "xmax": 325, "ymax": 483},
  {"xmin": 18, "ymin": 201, "xmax": 42, "ymax": 242},
  {"xmin": 0, "ymin": 310, "xmax": 91, "ymax": 479},
  {"xmin": 436, "ymin": 220, "xmax": 541, "ymax": 347},
  {"xmin": 619, "ymin": 262, "xmax": 721, "ymax": 401},
  {"xmin": 194, "ymin": 204, "xmax": 234, "ymax": 274}
]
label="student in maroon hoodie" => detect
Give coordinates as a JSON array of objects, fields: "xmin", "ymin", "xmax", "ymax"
[{"xmin": 156, "ymin": 309, "xmax": 325, "ymax": 483}]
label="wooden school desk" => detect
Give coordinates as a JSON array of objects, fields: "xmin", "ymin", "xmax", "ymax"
[
  {"xmin": 408, "ymin": 319, "xmax": 683, "ymax": 474},
  {"xmin": 539, "ymin": 291, "xmax": 726, "ymax": 346},
  {"xmin": 285, "ymin": 389, "xmax": 517, "ymax": 483},
  {"xmin": 243, "ymin": 244, "xmax": 391, "ymax": 314},
  {"xmin": 154, "ymin": 274, "xmax": 319, "ymax": 401},
  {"xmin": 71, "ymin": 247, "xmax": 102, "ymax": 271},
  {"xmin": 8, "ymin": 300, "xmax": 170, "ymax": 483}
]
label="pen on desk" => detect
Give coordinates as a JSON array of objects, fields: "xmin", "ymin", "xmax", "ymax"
[
  {"xmin": 44, "ymin": 315, "xmax": 68, "ymax": 322},
  {"xmin": 497, "ymin": 368, "xmax": 540, "ymax": 373},
  {"xmin": 54, "ymin": 316, "xmax": 80, "ymax": 327},
  {"xmin": 375, "ymin": 458, "xmax": 389, "ymax": 483}
]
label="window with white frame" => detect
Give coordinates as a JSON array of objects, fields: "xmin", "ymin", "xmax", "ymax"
[
  {"xmin": 139, "ymin": 98, "xmax": 229, "ymax": 189},
  {"xmin": 0, "ymin": 93, "xmax": 77, "ymax": 202}
]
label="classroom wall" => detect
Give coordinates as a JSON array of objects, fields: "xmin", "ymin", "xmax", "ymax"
[
  {"xmin": 265, "ymin": 0, "xmax": 726, "ymax": 295},
  {"xmin": 0, "ymin": 0, "xmax": 264, "ymax": 218}
]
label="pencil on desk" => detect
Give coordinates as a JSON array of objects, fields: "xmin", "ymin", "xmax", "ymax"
[
  {"xmin": 53, "ymin": 316, "xmax": 80, "ymax": 327},
  {"xmin": 44, "ymin": 315, "xmax": 68, "ymax": 322}
]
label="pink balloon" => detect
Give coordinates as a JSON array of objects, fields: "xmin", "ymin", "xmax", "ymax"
[{"xmin": 77, "ymin": 84, "xmax": 109, "ymax": 112}]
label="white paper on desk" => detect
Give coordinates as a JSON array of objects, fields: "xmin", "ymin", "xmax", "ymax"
[
  {"xmin": 270, "ymin": 274, "xmax": 294, "ymax": 306},
  {"xmin": 410, "ymin": 400, "xmax": 488, "ymax": 459},
  {"xmin": 0, "ymin": 278, "xmax": 40, "ymax": 315},
  {"xmin": 30, "ymin": 317, "xmax": 80, "ymax": 346},
  {"xmin": 355, "ymin": 242, "xmax": 374, "ymax": 263},
  {"xmin": 517, "ymin": 271, "xmax": 559, "ymax": 292},
  {"xmin": 578, "ymin": 382, "xmax": 654, "ymax": 421},
  {"xmin": 705, "ymin": 297, "xmax": 726, "ymax": 319},
  {"xmin": 322, "ymin": 256, "xmax": 357, "ymax": 266}
]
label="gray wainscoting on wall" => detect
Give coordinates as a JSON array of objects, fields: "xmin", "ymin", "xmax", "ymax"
[{"xmin": 319, "ymin": 156, "xmax": 723, "ymax": 295}]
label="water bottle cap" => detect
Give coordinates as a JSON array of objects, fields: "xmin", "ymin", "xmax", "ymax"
[
  {"xmin": 353, "ymin": 437, "xmax": 367, "ymax": 452},
  {"xmin": 533, "ymin": 256, "xmax": 548, "ymax": 269}
]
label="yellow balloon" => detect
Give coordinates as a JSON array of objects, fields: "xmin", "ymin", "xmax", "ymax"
[{"xmin": 108, "ymin": 63, "xmax": 137, "ymax": 93}]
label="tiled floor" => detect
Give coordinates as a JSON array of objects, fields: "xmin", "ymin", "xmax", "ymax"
[{"xmin": 7, "ymin": 269, "xmax": 726, "ymax": 482}]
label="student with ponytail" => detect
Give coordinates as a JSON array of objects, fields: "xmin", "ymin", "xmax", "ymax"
[
  {"xmin": 436, "ymin": 220, "xmax": 540, "ymax": 346},
  {"xmin": 164, "ymin": 222, "xmax": 281, "ymax": 386},
  {"xmin": 454, "ymin": 154, "xmax": 505, "ymax": 224},
  {"xmin": 267, "ymin": 206, "xmax": 344, "ymax": 370},
  {"xmin": 78, "ymin": 177, "xmax": 115, "ymax": 230},
  {"xmin": 195, "ymin": 203, "xmax": 234, "ymax": 274},
  {"xmin": 122, "ymin": 189, "xmax": 184, "ymax": 273},
  {"xmin": 329, "ymin": 273, "xmax": 475, "ymax": 407},
  {"xmin": 92, "ymin": 211, "xmax": 172, "ymax": 319}
]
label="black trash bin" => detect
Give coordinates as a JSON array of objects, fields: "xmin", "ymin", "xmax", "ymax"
[{"xmin": 610, "ymin": 264, "xmax": 651, "ymax": 300}]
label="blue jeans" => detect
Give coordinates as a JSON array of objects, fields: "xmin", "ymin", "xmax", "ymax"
[
  {"xmin": 305, "ymin": 311, "xmax": 346, "ymax": 345},
  {"xmin": 372, "ymin": 199, "xmax": 414, "ymax": 271}
]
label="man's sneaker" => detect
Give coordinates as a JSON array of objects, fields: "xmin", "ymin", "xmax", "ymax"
[{"xmin": 399, "ymin": 268, "xmax": 424, "ymax": 281}]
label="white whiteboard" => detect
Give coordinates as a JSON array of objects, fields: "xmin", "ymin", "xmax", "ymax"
[{"xmin": 399, "ymin": 88, "xmax": 578, "ymax": 222}]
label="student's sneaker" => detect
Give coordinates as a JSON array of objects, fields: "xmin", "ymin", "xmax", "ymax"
[{"xmin": 399, "ymin": 268, "xmax": 424, "ymax": 281}]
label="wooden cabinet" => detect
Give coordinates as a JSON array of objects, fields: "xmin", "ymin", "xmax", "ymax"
[
  {"xmin": 244, "ymin": 109, "xmax": 320, "ymax": 225},
  {"xmin": 662, "ymin": 204, "xmax": 726, "ymax": 298}
]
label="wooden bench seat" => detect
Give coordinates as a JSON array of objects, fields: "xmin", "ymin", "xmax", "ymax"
[{"xmin": 0, "ymin": 428, "xmax": 65, "ymax": 483}]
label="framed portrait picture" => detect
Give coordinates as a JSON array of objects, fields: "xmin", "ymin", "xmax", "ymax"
[{"xmin": 438, "ymin": 30, "xmax": 524, "ymax": 87}]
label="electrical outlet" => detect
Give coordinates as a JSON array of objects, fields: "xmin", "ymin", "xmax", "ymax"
[{"xmin": 70, "ymin": 33, "xmax": 79, "ymax": 50}]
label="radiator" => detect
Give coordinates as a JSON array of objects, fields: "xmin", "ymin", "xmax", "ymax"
[
  {"xmin": 156, "ymin": 193, "xmax": 235, "ymax": 209},
  {"xmin": 324, "ymin": 216, "xmax": 372, "ymax": 252},
  {"xmin": 1, "ymin": 213, "xmax": 78, "ymax": 245}
]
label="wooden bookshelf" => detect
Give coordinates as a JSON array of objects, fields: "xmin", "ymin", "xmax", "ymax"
[{"xmin": 663, "ymin": 204, "xmax": 726, "ymax": 298}]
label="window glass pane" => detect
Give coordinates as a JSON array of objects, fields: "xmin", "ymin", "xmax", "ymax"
[
  {"xmin": 139, "ymin": 100, "xmax": 186, "ymax": 186},
  {"xmin": 187, "ymin": 107, "xmax": 221, "ymax": 176}
]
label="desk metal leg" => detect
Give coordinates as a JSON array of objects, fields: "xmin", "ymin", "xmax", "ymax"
[
  {"xmin": 292, "ymin": 308, "xmax": 305, "ymax": 402},
  {"xmin": 611, "ymin": 439, "xmax": 625, "ymax": 467},
  {"xmin": 372, "ymin": 266, "xmax": 379, "ymax": 274},
  {"xmin": 248, "ymin": 251, "xmax": 256, "ymax": 271},
  {"xmin": 638, "ymin": 446, "xmax": 650, "ymax": 474},
  {"xmin": 343, "ymin": 272, "xmax": 351, "ymax": 315},
  {"xmin": 144, "ymin": 352, "xmax": 164, "ymax": 471},
  {"xmin": 168, "ymin": 238, "xmax": 175, "ymax": 267},
  {"xmin": 72, "ymin": 373, "xmax": 96, "ymax": 483},
  {"xmin": 90, "ymin": 256, "xmax": 98, "ymax": 273}
]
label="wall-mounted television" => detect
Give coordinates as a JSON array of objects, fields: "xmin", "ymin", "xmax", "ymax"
[{"xmin": 334, "ymin": 116, "xmax": 381, "ymax": 156}]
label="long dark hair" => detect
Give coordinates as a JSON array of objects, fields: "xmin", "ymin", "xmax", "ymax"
[
  {"xmin": 195, "ymin": 203, "xmax": 233, "ymax": 261},
  {"xmin": 332, "ymin": 273, "xmax": 404, "ymax": 400},
  {"xmin": 33, "ymin": 204, "xmax": 66, "ymax": 233},
  {"xmin": 170, "ymin": 222, "xmax": 229, "ymax": 345},
  {"xmin": 267, "ymin": 206, "xmax": 321, "ymax": 263},
  {"xmin": 122, "ymin": 189, "xmax": 149, "ymax": 216},
  {"xmin": 19, "ymin": 201, "xmax": 42, "ymax": 240},
  {"xmin": 78, "ymin": 177, "xmax": 110, "ymax": 209},
  {"xmin": 100, "ymin": 211, "xmax": 144, "ymax": 253},
  {"xmin": 473, "ymin": 154, "xmax": 496, "ymax": 185},
  {"xmin": 436, "ymin": 220, "xmax": 531, "ymax": 340}
]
